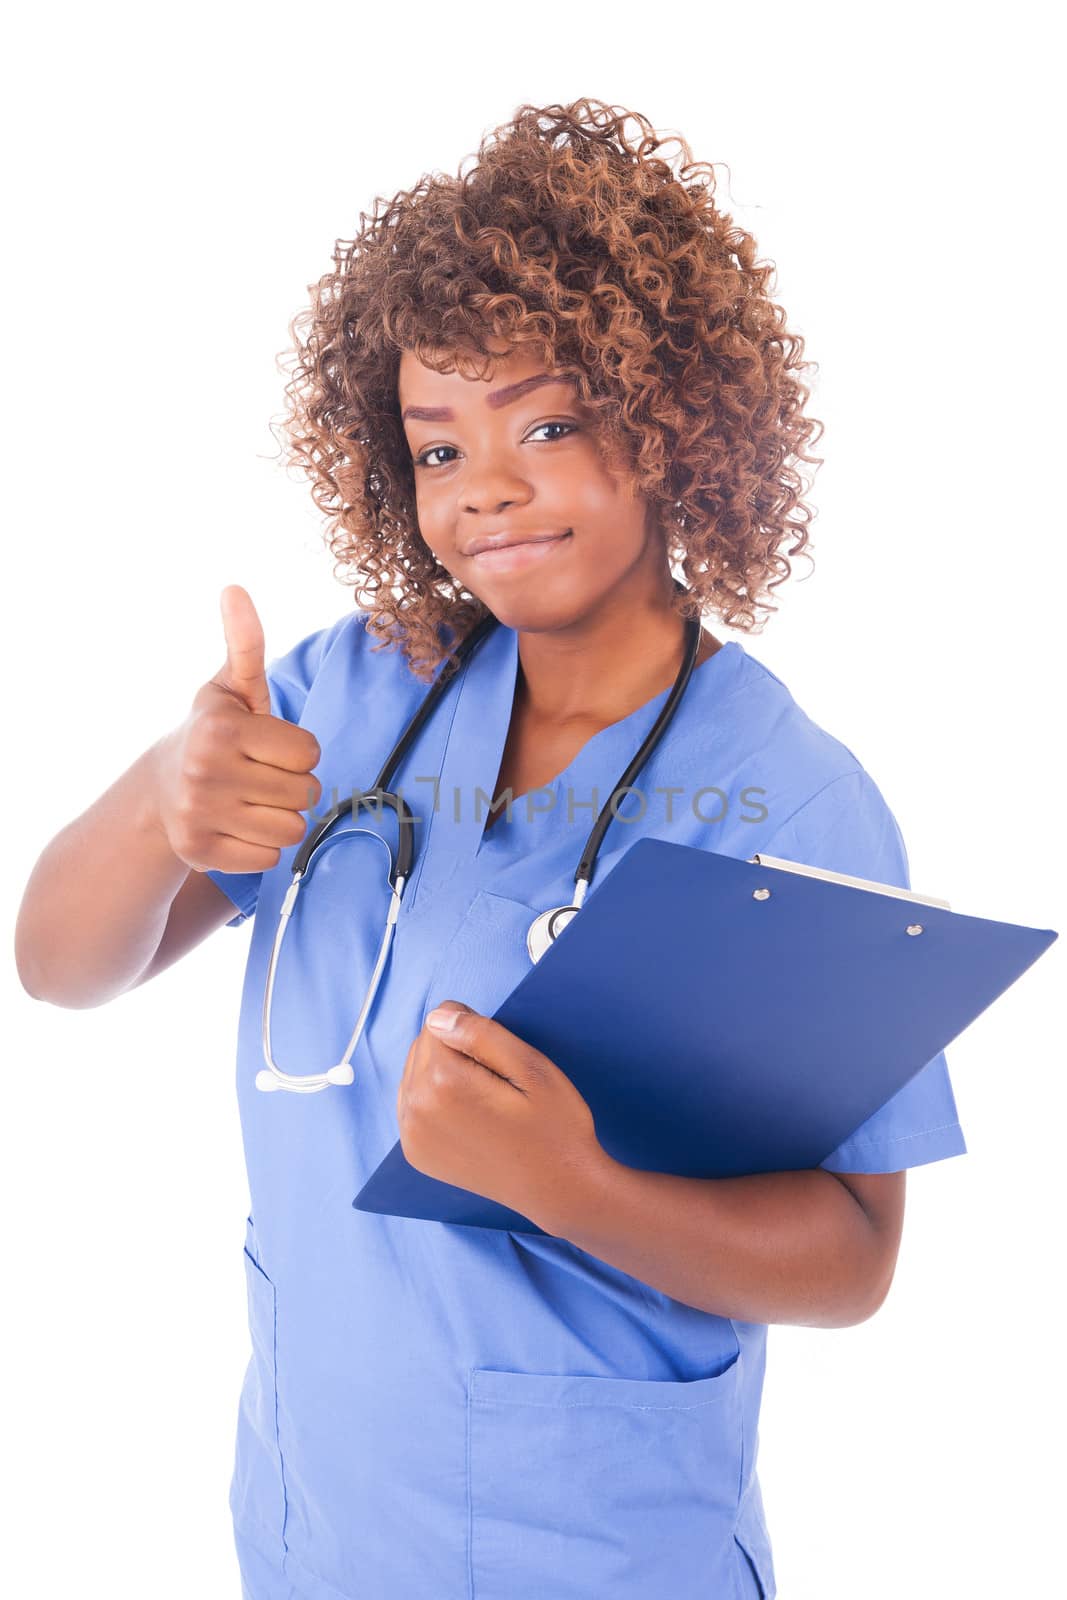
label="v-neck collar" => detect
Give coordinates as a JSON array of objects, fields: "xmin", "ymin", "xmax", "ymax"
[{"xmin": 417, "ymin": 619, "xmax": 746, "ymax": 884}]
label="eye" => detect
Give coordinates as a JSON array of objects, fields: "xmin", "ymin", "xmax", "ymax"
[
  {"xmin": 413, "ymin": 444, "xmax": 458, "ymax": 470},
  {"xmin": 412, "ymin": 419, "xmax": 578, "ymax": 470},
  {"xmin": 526, "ymin": 420, "xmax": 577, "ymax": 444}
]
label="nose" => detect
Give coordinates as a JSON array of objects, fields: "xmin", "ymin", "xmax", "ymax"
[
  {"xmin": 463, "ymin": 494, "xmax": 523, "ymax": 517},
  {"xmin": 459, "ymin": 461, "xmax": 534, "ymax": 518}
]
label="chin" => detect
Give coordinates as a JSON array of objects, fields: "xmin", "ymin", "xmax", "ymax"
[{"xmin": 475, "ymin": 584, "xmax": 594, "ymax": 636}]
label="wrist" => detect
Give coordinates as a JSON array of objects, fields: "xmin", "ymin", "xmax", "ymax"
[{"xmin": 527, "ymin": 1144, "xmax": 622, "ymax": 1241}]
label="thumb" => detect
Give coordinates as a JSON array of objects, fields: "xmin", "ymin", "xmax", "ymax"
[
  {"xmin": 425, "ymin": 1001, "xmax": 476, "ymax": 1035},
  {"xmin": 217, "ymin": 584, "xmax": 272, "ymax": 715}
]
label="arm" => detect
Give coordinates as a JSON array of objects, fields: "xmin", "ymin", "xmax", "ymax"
[
  {"xmin": 401, "ymin": 1001, "xmax": 906, "ymax": 1331},
  {"xmin": 528, "ymin": 1158, "xmax": 906, "ymax": 1329},
  {"xmin": 15, "ymin": 586, "xmax": 320, "ymax": 1010},
  {"xmin": 14, "ymin": 741, "xmax": 243, "ymax": 1009}
]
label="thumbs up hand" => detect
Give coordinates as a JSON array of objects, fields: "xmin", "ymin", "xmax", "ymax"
[{"xmin": 149, "ymin": 586, "xmax": 323, "ymax": 876}]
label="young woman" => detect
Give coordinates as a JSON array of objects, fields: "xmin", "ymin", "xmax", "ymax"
[{"xmin": 16, "ymin": 99, "xmax": 966, "ymax": 1600}]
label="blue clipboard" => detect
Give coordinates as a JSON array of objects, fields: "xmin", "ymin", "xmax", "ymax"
[{"xmin": 352, "ymin": 839, "xmax": 1058, "ymax": 1234}]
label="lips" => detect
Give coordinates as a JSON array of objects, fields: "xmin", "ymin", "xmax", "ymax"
[
  {"xmin": 464, "ymin": 529, "xmax": 572, "ymax": 557},
  {"xmin": 465, "ymin": 530, "xmax": 574, "ymax": 573}
]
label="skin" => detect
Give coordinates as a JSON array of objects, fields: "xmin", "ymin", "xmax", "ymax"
[{"xmin": 395, "ymin": 342, "xmax": 906, "ymax": 1328}]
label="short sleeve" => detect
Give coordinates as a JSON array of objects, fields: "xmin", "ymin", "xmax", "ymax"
[
  {"xmin": 204, "ymin": 615, "xmax": 345, "ymax": 928},
  {"xmin": 757, "ymin": 768, "xmax": 968, "ymax": 1173}
]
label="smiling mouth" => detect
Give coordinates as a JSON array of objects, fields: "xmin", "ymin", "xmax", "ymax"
[{"xmin": 468, "ymin": 530, "xmax": 573, "ymax": 560}]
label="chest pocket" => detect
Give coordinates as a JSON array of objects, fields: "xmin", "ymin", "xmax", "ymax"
[{"xmin": 420, "ymin": 888, "xmax": 539, "ymax": 1023}]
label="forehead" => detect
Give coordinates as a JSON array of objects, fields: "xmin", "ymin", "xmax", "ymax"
[{"xmin": 397, "ymin": 345, "xmax": 576, "ymax": 420}]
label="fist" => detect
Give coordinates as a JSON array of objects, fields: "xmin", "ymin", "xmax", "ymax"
[
  {"xmin": 150, "ymin": 585, "xmax": 323, "ymax": 875},
  {"xmin": 396, "ymin": 1001, "xmax": 606, "ymax": 1227}
]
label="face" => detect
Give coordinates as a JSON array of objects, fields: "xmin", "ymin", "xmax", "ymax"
[{"xmin": 397, "ymin": 342, "xmax": 670, "ymax": 631}]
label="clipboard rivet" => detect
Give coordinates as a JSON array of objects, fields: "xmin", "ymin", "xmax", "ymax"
[
  {"xmin": 753, "ymin": 888, "xmax": 771, "ymax": 901},
  {"xmin": 906, "ymin": 923, "xmax": 924, "ymax": 936}
]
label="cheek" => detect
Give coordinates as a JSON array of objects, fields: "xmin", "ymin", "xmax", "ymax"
[
  {"xmin": 545, "ymin": 448, "xmax": 631, "ymax": 519},
  {"xmin": 565, "ymin": 477, "xmax": 624, "ymax": 521},
  {"xmin": 412, "ymin": 487, "xmax": 449, "ymax": 549},
  {"xmin": 561, "ymin": 474, "xmax": 647, "ymax": 548}
]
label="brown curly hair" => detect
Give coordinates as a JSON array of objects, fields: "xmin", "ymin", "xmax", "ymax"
[{"xmin": 279, "ymin": 97, "xmax": 823, "ymax": 682}]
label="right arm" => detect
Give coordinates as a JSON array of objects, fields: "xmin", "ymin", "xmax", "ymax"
[
  {"xmin": 14, "ymin": 742, "xmax": 237, "ymax": 1008},
  {"xmin": 14, "ymin": 586, "xmax": 322, "ymax": 1010}
]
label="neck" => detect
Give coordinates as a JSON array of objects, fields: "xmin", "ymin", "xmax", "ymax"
[{"xmin": 513, "ymin": 577, "xmax": 718, "ymax": 728}]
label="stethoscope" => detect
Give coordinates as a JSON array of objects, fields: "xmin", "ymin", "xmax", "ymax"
[{"xmin": 256, "ymin": 580, "xmax": 703, "ymax": 1093}]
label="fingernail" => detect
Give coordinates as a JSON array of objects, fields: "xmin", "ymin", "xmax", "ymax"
[{"xmin": 426, "ymin": 1006, "xmax": 460, "ymax": 1035}]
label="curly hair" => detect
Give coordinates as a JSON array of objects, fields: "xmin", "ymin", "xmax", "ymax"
[{"xmin": 279, "ymin": 97, "xmax": 823, "ymax": 682}]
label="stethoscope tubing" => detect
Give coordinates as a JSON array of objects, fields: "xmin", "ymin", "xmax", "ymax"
[{"xmin": 256, "ymin": 582, "xmax": 702, "ymax": 1092}]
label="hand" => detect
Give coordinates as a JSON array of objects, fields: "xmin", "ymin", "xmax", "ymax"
[
  {"xmin": 396, "ymin": 1001, "xmax": 606, "ymax": 1226},
  {"xmin": 148, "ymin": 585, "xmax": 323, "ymax": 875}
]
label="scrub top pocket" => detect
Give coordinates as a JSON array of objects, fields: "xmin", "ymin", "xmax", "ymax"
[
  {"xmin": 231, "ymin": 1218, "xmax": 289, "ymax": 1559},
  {"xmin": 466, "ymin": 1350, "xmax": 750, "ymax": 1600},
  {"xmin": 421, "ymin": 887, "xmax": 541, "ymax": 1024}
]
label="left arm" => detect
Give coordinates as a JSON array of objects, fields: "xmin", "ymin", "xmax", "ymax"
[
  {"xmin": 527, "ymin": 1158, "xmax": 906, "ymax": 1330},
  {"xmin": 403, "ymin": 1002, "xmax": 906, "ymax": 1330}
]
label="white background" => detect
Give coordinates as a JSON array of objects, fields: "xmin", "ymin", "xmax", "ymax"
[{"xmin": 4, "ymin": 4, "xmax": 1063, "ymax": 1596}]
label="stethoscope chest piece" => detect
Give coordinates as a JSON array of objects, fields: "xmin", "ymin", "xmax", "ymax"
[{"xmin": 526, "ymin": 902, "xmax": 582, "ymax": 963}]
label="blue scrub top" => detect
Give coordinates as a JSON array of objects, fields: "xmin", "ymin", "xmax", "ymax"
[{"xmin": 207, "ymin": 608, "xmax": 966, "ymax": 1600}]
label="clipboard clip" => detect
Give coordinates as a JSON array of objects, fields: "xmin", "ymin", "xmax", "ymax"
[{"xmin": 748, "ymin": 852, "xmax": 952, "ymax": 912}]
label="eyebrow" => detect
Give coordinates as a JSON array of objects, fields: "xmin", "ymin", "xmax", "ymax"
[{"xmin": 400, "ymin": 372, "xmax": 576, "ymax": 423}]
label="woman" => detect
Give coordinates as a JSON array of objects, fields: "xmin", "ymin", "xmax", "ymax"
[{"xmin": 16, "ymin": 100, "xmax": 966, "ymax": 1599}]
